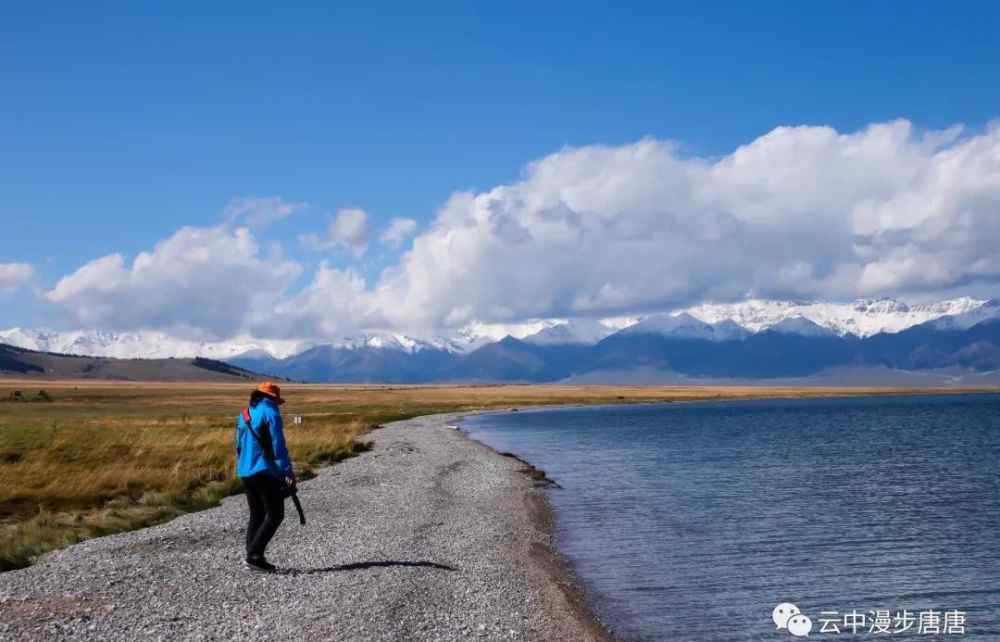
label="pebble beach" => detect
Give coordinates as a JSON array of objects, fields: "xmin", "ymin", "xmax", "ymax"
[{"xmin": 0, "ymin": 412, "xmax": 611, "ymax": 642}]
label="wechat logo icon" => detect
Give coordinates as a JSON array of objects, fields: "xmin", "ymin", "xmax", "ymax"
[{"xmin": 773, "ymin": 602, "xmax": 813, "ymax": 637}]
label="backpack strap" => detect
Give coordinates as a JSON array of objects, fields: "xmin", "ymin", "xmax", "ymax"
[
  {"xmin": 242, "ymin": 406, "xmax": 274, "ymax": 461},
  {"xmin": 237, "ymin": 408, "xmax": 250, "ymax": 455}
]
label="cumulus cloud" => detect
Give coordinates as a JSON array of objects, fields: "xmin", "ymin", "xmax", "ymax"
[
  {"xmin": 44, "ymin": 119, "xmax": 1000, "ymax": 340},
  {"xmin": 0, "ymin": 262, "xmax": 33, "ymax": 294},
  {"xmin": 224, "ymin": 195, "xmax": 305, "ymax": 228},
  {"xmin": 254, "ymin": 262, "xmax": 374, "ymax": 339},
  {"xmin": 365, "ymin": 120, "xmax": 1000, "ymax": 330},
  {"xmin": 46, "ymin": 226, "xmax": 301, "ymax": 338},
  {"xmin": 379, "ymin": 217, "xmax": 418, "ymax": 248},
  {"xmin": 300, "ymin": 208, "xmax": 370, "ymax": 256}
]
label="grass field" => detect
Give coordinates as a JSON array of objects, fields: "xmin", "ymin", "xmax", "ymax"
[{"xmin": 1, "ymin": 380, "xmax": 995, "ymax": 571}]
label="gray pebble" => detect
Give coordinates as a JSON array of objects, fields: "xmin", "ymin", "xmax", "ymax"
[{"xmin": 0, "ymin": 413, "xmax": 608, "ymax": 642}]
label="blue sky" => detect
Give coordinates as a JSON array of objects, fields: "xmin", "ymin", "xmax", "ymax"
[{"xmin": 3, "ymin": 2, "xmax": 1000, "ymax": 336}]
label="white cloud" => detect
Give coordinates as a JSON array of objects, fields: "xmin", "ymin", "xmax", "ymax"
[
  {"xmin": 0, "ymin": 262, "xmax": 33, "ymax": 294},
  {"xmin": 253, "ymin": 262, "xmax": 374, "ymax": 339},
  {"xmin": 46, "ymin": 226, "xmax": 301, "ymax": 339},
  {"xmin": 368, "ymin": 120, "xmax": 1000, "ymax": 330},
  {"xmin": 224, "ymin": 195, "xmax": 305, "ymax": 228},
  {"xmin": 300, "ymin": 208, "xmax": 370, "ymax": 256},
  {"xmin": 379, "ymin": 217, "xmax": 418, "ymax": 248},
  {"xmin": 43, "ymin": 119, "xmax": 1000, "ymax": 341}
]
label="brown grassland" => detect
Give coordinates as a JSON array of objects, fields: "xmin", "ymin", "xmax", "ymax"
[{"xmin": 1, "ymin": 379, "xmax": 996, "ymax": 571}]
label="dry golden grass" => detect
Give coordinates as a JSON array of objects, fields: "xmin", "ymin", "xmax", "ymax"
[{"xmin": 1, "ymin": 380, "xmax": 995, "ymax": 570}]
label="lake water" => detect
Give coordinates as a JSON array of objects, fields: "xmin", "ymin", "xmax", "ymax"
[{"xmin": 462, "ymin": 395, "xmax": 1000, "ymax": 642}]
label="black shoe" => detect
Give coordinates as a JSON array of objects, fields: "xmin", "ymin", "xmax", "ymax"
[{"xmin": 245, "ymin": 556, "xmax": 277, "ymax": 572}]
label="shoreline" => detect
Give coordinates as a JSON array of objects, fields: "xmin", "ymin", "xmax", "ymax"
[
  {"xmin": 451, "ymin": 415, "xmax": 615, "ymax": 642},
  {"xmin": 0, "ymin": 411, "xmax": 615, "ymax": 641}
]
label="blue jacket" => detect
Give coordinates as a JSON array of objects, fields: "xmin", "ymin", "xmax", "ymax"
[{"xmin": 235, "ymin": 398, "xmax": 294, "ymax": 480}]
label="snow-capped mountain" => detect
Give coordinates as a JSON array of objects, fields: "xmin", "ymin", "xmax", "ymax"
[
  {"xmin": 765, "ymin": 316, "xmax": 837, "ymax": 337},
  {"xmin": 0, "ymin": 327, "xmax": 474, "ymax": 361},
  {"xmin": 522, "ymin": 319, "xmax": 617, "ymax": 345},
  {"xmin": 323, "ymin": 333, "xmax": 468, "ymax": 354},
  {"xmin": 0, "ymin": 328, "xmax": 306, "ymax": 360},
  {"xmin": 618, "ymin": 313, "xmax": 748, "ymax": 341},
  {"xmin": 6, "ymin": 294, "xmax": 1000, "ymax": 383},
  {"xmin": 2, "ymin": 296, "xmax": 996, "ymax": 364},
  {"xmin": 452, "ymin": 319, "xmax": 568, "ymax": 351},
  {"xmin": 676, "ymin": 297, "xmax": 989, "ymax": 337},
  {"xmin": 926, "ymin": 299, "xmax": 1000, "ymax": 331}
]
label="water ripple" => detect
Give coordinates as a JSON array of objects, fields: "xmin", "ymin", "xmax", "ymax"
[{"xmin": 465, "ymin": 394, "xmax": 1000, "ymax": 642}]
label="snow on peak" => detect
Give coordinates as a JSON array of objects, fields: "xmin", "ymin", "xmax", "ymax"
[
  {"xmin": 454, "ymin": 319, "xmax": 564, "ymax": 348},
  {"xmin": 1, "ymin": 296, "xmax": 995, "ymax": 360},
  {"xmin": 522, "ymin": 319, "xmax": 617, "ymax": 346},
  {"xmin": 618, "ymin": 313, "xmax": 748, "ymax": 341},
  {"xmin": 851, "ymin": 297, "xmax": 911, "ymax": 314},
  {"xmin": 0, "ymin": 328, "xmax": 305, "ymax": 360},
  {"xmin": 764, "ymin": 316, "xmax": 837, "ymax": 337},
  {"xmin": 677, "ymin": 297, "xmax": 989, "ymax": 337},
  {"xmin": 926, "ymin": 298, "xmax": 1000, "ymax": 331},
  {"xmin": 330, "ymin": 333, "xmax": 462, "ymax": 354}
]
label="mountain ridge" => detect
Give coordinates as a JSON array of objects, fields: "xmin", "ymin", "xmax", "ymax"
[
  {"xmin": 4, "ymin": 296, "xmax": 993, "ymax": 361},
  {"xmin": 4, "ymin": 297, "xmax": 1000, "ymax": 384},
  {"xmin": 221, "ymin": 315, "xmax": 1000, "ymax": 384},
  {"xmin": 3, "ymin": 315, "xmax": 999, "ymax": 384},
  {"xmin": 0, "ymin": 342, "xmax": 276, "ymax": 381}
]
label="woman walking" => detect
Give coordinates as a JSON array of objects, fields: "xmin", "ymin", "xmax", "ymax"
[{"xmin": 236, "ymin": 382, "xmax": 296, "ymax": 571}]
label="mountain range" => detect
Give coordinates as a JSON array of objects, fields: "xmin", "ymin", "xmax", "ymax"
[
  {"xmin": 0, "ymin": 342, "xmax": 268, "ymax": 382},
  {"xmin": 3, "ymin": 297, "xmax": 1000, "ymax": 384}
]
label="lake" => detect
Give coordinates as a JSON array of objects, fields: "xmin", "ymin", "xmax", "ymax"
[{"xmin": 462, "ymin": 394, "xmax": 1000, "ymax": 641}]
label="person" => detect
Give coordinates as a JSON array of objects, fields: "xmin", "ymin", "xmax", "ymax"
[{"xmin": 236, "ymin": 381, "xmax": 296, "ymax": 572}]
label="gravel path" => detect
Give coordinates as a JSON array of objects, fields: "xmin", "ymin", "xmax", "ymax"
[{"xmin": 0, "ymin": 413, "xmax": 610, "ymax": 642}]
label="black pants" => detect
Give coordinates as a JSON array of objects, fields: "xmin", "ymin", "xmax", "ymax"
[{"xmin": 243, "ymin": 473, "xmax": 285, "ymax": 559}]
